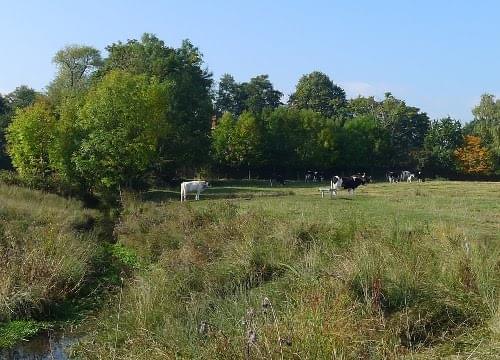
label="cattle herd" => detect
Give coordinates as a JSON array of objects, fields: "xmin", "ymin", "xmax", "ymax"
[
  {"xmin": 386, "ymin": 170, "xmax": 423, "ymax": 183},
  {"xmin": 179, "ymin": 170, "xmax": 423, "ymax": 201}
]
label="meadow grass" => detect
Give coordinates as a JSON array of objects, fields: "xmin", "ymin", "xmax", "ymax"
[
  {"xmin": 0, "ymin": 182, "xmax": 107, "ymax": 348},
  {"xmin": 67, "ymin": 181, "xmax": 498, "ymax": 358}
]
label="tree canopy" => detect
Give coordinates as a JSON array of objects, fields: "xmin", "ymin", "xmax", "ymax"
[
  {"xmin": 289, "ymin": 71, "xmax": 346, "ymax": 118},
  {"xmin": 3, "ymin": 32, "xmax": 500, "ymax": 200}
]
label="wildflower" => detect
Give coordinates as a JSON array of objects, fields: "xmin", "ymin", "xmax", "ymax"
[
  {"xmin": 198, "ymin": 321, "xmax": 209, "ymax": 336},
  {"xmin": 247, "ymin": 329, "xmax": 257, "ymax": 345},
  {"xmin": 262, "ymin": 297, "xmax": 271, "ymax": 313}
]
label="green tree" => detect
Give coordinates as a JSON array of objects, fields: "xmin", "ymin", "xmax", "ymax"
[
  {"xmin": 6, "ymin": 100, "xmax": 56, "ymax": 181},
  {"xmin": 471, "ymin": 94, "xmax": 500, "ymax": 171},
  {"xmin": 242, "ymin": 75, "xmax": 282, "ymax": 114},
  {"xmin": 294, "ymin": 109, "xmax": 335, "ymax": 170},
  {"xmin": 261, "ymin": 107, "xmax": 304, "ymax": 172},
  {"xmin": 289, "ymin": 71, "xmax": 347, "ymax": 118},
  {"xmin": 211, "ymin": 112, "xmax": 236, "ymax": 166},
  {"xmin": 421, "ymin": 117, "xmax": 463, "ymax": 176},
  {"xmin": 47, "ymin": 45, "xmax": 102, "ymax": 104},
  {"xmin": 214, "ymin": 74, "xmax": 246, "ymax": 116},
  {"xmin": 231, "ymin": 112, "xmax": 263, "ymax": 177},
  {"xmin": 48, "ymin": 95, "xmax": 87, "ymax": 185},
  {"xmin": 5, "ymin": 85, "xmax": 38, "ymax": 109},
  {"xmin": 377, "ymin": 93, "xmax": 430, "ymax": 167},
  {"xmin": 214, "ymin": 74, "xmax": 282, "ymax": 117},
  {"xmin": 338, "ymin": 115, "xmax": 391, "ymax": 172},
  {"xmin": 71, "ymin": 70, "xmax": 167, "ymax": 196},
  {"xmin": 102, "ymin": 34, "xmax": 213, "ymax": 173},
  {"xmin": 0, "ymin": 95, "xmax": 12, "ymax": 168}
]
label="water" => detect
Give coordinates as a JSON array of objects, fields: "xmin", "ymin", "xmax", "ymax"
[{"xmin": 0, "ymin": 331, "xmax": 78, "ymax": 360}]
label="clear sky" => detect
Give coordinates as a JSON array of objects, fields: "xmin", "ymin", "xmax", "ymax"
[{"xmin": 1, "ymin": 0, "xmax": 499, "ymax": 122}]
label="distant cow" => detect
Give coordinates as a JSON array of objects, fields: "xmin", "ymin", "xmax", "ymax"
[
  {"xmin": 180, "ymin": 181, "xmax": 209, "ymax": 201},
  {"xmin": 270, "ymin": 174, "xmax": 285, "ymax": 186},
  {"xmin": 387, "ymin": 171, "xmax": 398, "ymax": 183},
  {"xmin": 399, "ymin": 170, "xmax": 412, "ymax": 182},
  {"xmin": 305, "ymin": 171, "xmax": 314, "ymax": 182}
]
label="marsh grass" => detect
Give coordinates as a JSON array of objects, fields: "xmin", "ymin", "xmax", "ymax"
[
  {"xmin": 72, "ymin": 181, "xmax": 499, "ymax": 359},
  {"xmin": 0, "ymin": 182, "xmax": 113, "ymax": 348}
]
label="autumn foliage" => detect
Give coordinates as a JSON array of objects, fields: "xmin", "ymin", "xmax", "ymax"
[{"xmin": 454, "ymin": 135, "xmax": 493, "ymax": 175}]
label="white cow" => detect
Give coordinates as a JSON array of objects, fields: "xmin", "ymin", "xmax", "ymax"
[{"xmin": 180, "ymin": 181, "xmax": 209, "ymax": 201}]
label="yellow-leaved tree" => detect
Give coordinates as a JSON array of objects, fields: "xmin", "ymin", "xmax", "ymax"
[{"xmin": 454, "ymin": 135, "xmax": 493, "ymax": 175}]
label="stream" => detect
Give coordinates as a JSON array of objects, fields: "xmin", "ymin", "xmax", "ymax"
[{"xmin": 1, "ymin": 331, "xmax": 79, "ymax": 360}]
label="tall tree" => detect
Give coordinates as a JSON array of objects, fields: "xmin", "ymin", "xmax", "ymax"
[
  {"xmin": 48, "ymin": 45, "xmax": 102, "ymax": 103},
  {"xmin": 261, "ymin": 107, "xmax": 304, "ymax": 172},
  {"xmin": 338, "ymin": 115, "xmax": 390, "ymax": 173},
  {"xmin": 289, "ymin": 71, "xmax": 346, "ymax": 118},
  {"xmin": 471, "ymin": 94, "xmax": 500, "ymax": 170},
  {"xmin": 71, "ymin": 70, "xmax": 167, "ymax": 196},
  {"xmin": 454, "ymin": 135, "xmax": 493, "ymax": 175},
  {"xmin": 211, "ymin": 112, "xmax": 236, "ymax": 166},
  {"xmin": 214, "ymin": 74, "xmax": 282, "ymax": 116},
  {"xmin": 421, "ymin": 117, "xmax": 463, "ymax": 176},
  {"xmin": 230, "ymin": 112, "xmax": 263, "ymax": 177},
  {"xmin": 0, "ymin": 86, "xmax": 39, "ymax": 169},
  {"xmin": 0, "ymin": 95, "xmax": 11, "ymax": 168},
  {"xmin": 241, "ymin": 75, "xmax": 282, "ymax": 114},
  {"xmin": 6, "ymin": 100, "xmax": 56, "ymax": 181},
  {"xmin": 6, "ymin": 86, "xmax": 38, "ymax": 109},
  {"xmin": 377, "ymin": 93, "xmax": 430, "ymax": 167},
  {"xmin": 214, "ymin": 74, "xmax": 245, "ymax": 116},
  {"xmin": 102, "ymin": 34, "xmax": 213, "ymax": 173}
]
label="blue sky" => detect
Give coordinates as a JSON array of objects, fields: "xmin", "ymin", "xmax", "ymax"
[{"xmin": 1, "ymin": 0, "xmax": 499, "ymax": 122}]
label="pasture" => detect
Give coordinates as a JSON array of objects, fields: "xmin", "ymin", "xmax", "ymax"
[{"xmin": 73, "ymin": 180, "xmax": 499, "ymax": 359}]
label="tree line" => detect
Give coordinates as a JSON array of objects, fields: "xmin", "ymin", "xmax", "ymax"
[{"xmin": 0, "ymin": 33, "xmax": 498, "ymax": 200}]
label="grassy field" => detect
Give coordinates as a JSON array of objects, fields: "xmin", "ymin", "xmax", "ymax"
[
  {"xmin": 0, "ymin": 183, "xmax": 113, "ymax": 348},
  {"xmin": 69, "ymin": 180, "xmax": 499, "ymax": 359}
]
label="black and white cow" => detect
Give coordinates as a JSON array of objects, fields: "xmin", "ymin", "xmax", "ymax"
[
  {"xmin": 341, "ymin": 176, "xmax": 366, "ymax": 194},
  {"xmin": 330, "ymin": 174, "xmax": 368, "ymax": 195},
  {"xmin": 387, "ymin": 171, "xmax": 398, "ymax": 183},
  {"xmin": 399, "ymin": 170, "xmax": 412, "ymax": 182},
  {"xmin": 305, "ymin": 170, "xmax": 314, "ymax": 182}
]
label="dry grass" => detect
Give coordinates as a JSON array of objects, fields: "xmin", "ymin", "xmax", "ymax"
[{"xmin": 0, "ymin": 183, "xmax": 100, "ymax": 323}]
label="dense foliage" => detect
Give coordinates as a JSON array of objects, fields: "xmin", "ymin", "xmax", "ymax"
[{"xmin": 2, "ymin": 32, "xmax": 499, "ymax": 200}]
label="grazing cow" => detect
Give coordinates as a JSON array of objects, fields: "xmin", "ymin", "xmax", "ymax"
[
  {"xmin": 328, "ymin": 175, "xmax": 367, "ymax": 195},
  {"xmin": 407, "ymin": 174, "xmax": 415, "ymax": 182},
  {"xmin": 399, "ymin": 170, "xmax": 412, "ymax": 182},
  {"xmin": 352, "ymin": 173, "xmax": 371, "ymax": 183},
  {"xmin": 180, "ymin": 181, "xmax": 209, "ymax": 201},
  {"xmin": 415, "ymin": 171, "xmax": 424, "ymax": 182},
  {"xmin": 341, "ymin": 176, "xmax": 366, "ymax": 195},
  {"xmin": 305, "ymin": 171, "xmax": 314, "ymax": 182},
  {"xmin": 387, "ymin": 171, "xmax": 398, "ymax": 183},
  {"xmin": 270, "ymin": 174, "xmax": 285, "ymax": 186}
]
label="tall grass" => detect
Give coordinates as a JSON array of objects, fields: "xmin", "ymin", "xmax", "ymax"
[
  {"xmin": 0, "ymin": 183, "xmax": 100, "ymax": 323},
  {"xmin": 74, "ymin": 181, "xmax": 499, "ymax": 359}
]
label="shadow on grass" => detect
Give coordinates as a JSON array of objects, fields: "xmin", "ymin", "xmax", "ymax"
[{"xmin": 141, "ymin": 186, "xmax": 294, "ymax": 203}]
